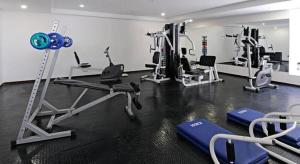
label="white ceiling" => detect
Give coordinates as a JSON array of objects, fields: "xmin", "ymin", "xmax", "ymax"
[
  {"xmin": 0, "ymin": 0, "xmax": 298, "ymax": 21},
  {"xmin": 243, "ymin": 19, "xmax": 289, "ymax": 27},
  {"xmin": 51, "ymin": 0, "xmax": 249, "ymax": 17},
  {"xmin": 0, "ymin": 0, "xmax": 51, "ymax": 13}
]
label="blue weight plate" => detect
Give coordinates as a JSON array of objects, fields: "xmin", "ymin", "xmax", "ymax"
[
  {"xmin": 48, "ymin": 33, "xmax": 64, "ymax": 50},
  {"xmin": 63, "ymin": 36, "xmax": 73, "ymax": 48}
]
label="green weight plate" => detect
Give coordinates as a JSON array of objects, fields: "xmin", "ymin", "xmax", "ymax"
[{"xmin": 30, "ymin": 32, "xmax": 50, "ymax": 50}]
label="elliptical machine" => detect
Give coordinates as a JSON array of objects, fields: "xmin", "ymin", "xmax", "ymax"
[{"xmin": 242, "ymin": 27, "xmax": 278, "ymax": 92}]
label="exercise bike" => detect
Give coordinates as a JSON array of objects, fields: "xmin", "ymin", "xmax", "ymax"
[
  {"xmin": 242, "ymin": 27, "xmax": 278, "ymax": 92},
  {"xmin": 100, "ymin": 46, "xmax": 127, "ymax": 84}
]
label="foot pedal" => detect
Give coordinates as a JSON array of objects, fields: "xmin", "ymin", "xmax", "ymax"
[
  {"xmin": 10, "ymin": 140, "xmax": 17, "ymax": 150},
  {"xmin": 130, "ymin": 82, "xmax": 140, "ymax": 92},
  {"xmin": 132, "ymin": 98, "xmax": 142, "ymax": 110},
  {"xmin": 70, "ymin": 131, "xmax": 76, "ymax": 140}
]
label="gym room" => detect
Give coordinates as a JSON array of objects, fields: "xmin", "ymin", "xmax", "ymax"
[{"xmin": 1, "ymin": 0, "xmax": 300, "ymax": 163}]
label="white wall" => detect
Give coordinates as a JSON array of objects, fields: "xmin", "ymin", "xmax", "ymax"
[
  {"xmin": 260, "ymin": 26, "xmax": 289, "ymax": 61},
  {"xmin": 217, "ymin": 64, "xmax": 300, "ymax": 86},
  {"xmin": 185, "ymin": 26, "xmax": 245, "ymax": 63},
  {"xmin": 0, "ymin": 11, "xmax": 2, "ymax": 86},
  {"xmin": 190, "ymin": 10, "xmax": 289, "ymax": 28},
  {"xmin": 0, "ymin": 11, "xmax": 164, "ymax": 83},
  {"xmin": 290, "ymin": 9, "xmax": 300, "ymax": 76},
  {"xmin": 185, "ymin": 26, "xmax": 227, "ymax": 63}
]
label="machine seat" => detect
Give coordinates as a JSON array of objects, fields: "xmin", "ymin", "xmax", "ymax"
[
  {"xmin": 145, "ymin": 64, "xmax": 157, "ymax": 68},
  {"xmin": 79, "ymin": 63, "xmax": 91, "ymax": 68}
]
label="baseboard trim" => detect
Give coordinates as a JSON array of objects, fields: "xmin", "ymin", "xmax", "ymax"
[
  {"xmin": 219, "ymin": 72, "xmax": 300, "ymax": 87},
  {"xmin": 1, "ymin": 69, "xmax": 152, "ymax": 86},
  {"xmin": 3, "ymin": 70, "xmax": 298, "ymax": 87}
]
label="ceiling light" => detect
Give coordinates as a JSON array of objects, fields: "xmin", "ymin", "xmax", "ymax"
[
  {"xmin": 79, "ymin": 4, "xmax": 85, "ymax": 8},
  {"xmin": 184, "ymin": 19, "xmax": 193, "ymax": 23},
  {"xmin": 20, "ymin": 4, "xmax": 27, "ymax": 9},
  {"xmin": 161, "ymin": 13, "xmax": 165, "ymax": 16},
  {"xmin": 274, "ymin": 26, "xmax": 278, "ymax": 30},
  {"xmin": 262, "ymin": 23, "xmax": 265, "ymax": 26}
]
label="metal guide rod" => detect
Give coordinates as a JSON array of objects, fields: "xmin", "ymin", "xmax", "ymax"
[
  {"xmin": 29, "ymin": 49, "xmax": 60, "ymax": 122},
  {"xmin": 17, "ymin": 21, "xmax": 60, "ymax": 140},
  {"xmin": 29, "ymin": 26, "xmax": 67, "ymax": 122}
]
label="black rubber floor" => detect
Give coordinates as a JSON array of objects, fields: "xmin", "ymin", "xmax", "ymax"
[{"xmin": 0, "ymin": 72, "xmax": 300, "ymax": 164}]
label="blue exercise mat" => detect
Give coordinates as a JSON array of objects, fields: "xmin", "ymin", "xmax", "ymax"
[
  {"xmin": 176, "ymin": 119, "xmax": 269, "ymax": 164},
  {"xmin": 227, "ymin": 108, "xmax": 300, "ymax": 148}
]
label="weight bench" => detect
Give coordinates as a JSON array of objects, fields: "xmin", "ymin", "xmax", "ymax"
[
  {"xmin": 54, "ymin": 79, "xmax": 138, "ymax": 93},
  {"xmin": 46, "ymin": 79, "xmax": 142, "ymax": 125},
  {"xmin": 176, "ymin": 119, "xmax": 269, "ymax": 164},
  {"xmin": 227, "ymin": 108, "xmax": 300, "ymax": 148},
  {"xmin": 13, "ymin": 22, "xmax": 141, "ymax": 147}
]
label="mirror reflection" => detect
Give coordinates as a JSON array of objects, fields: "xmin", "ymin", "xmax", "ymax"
[{"xmin": 221, "ymin": 19, "xmax": 289, "ymax": 72}]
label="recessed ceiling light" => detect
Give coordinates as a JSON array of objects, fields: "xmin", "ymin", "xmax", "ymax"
[
  {"xmin": 161, "ymin": 13, "xmax": 165, "ymax": 16},
  {"xmin": 262, "ymin": 23, "xmax": 265, "ymax": 26},
  {"xmin": 20, "ymin": 4, "xmax": 27, "ymax": 9},
  {"xmin": 79, "ymin": 4, "xmax": 85, "ymax": 8},
  {"xmin": 274, "ymin": 26, "xmax": 278, "ymax": 30},
  {"xmin": 184, "ymin": 19, "xmax": 193, "ymax": 23}
]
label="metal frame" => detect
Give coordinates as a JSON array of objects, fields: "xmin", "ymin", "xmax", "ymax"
[
  {"xmin": 14, "ymin": 21, "xmax": 138, "ymax": 146},
  {"xmin": 210, "ymin": 105, "xmax": 300, "ymax": 164},
  {"xmin": 210, "ymin": 118, "xmax": 300, "ymax": 164},
  {"xmin": 174, "ymin": 22, "xmax": 223, "ymax": 87},
  {"xmin": 141, "ymin": 31, "xmax": 171, "ymax": 83},
  {"xmin": 249, "ymin": 117, "xmax": 300, "ymax": 164},
  {"xmin": 15, "ymin": 21, "xmax": 71, "ymax": 145},
  {"xmin": 177, "ymin": 64, "xmax": 224, "ymax": 87}
]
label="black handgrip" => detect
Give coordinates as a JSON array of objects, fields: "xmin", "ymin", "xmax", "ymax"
[
  {"xmin": 130, "ymin": 82, "xmax": 140, "ymax": 92},
  {"xmin": 226, "ymin": 141, "xmax": 235, "ymax": 163},
  {"xmin": 226, "ymin": 34, "xmax": 238, "ymax": 38},
  {"xmin": 267, "ymin": 123, "xmax": 276, "ymax": 135},
  {"xmin": 279, "ymin": 116, "xmax": 287, "ymax": 130},
  {"xmin": 132, "ymin": 97, "xmax": 142, "ymax": 110},
  {"xmin": 74, "ymin": 51, "xmax": 80, "ymax": 65}
]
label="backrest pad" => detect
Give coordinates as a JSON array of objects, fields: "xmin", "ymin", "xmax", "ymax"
[{"xmin": 199, "ymin": 56, "xmax": 216, "ymax": 67}]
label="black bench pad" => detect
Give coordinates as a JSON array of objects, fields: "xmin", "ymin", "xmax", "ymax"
[
  {"xmin": 145, "ymin": 64, "xmax": 157, "ymax": 68},
  {"xmin": 113, "ymin": 83, "xmax": 134, "ymax": 92},
  {"xmin": 55, "ymin": 79, "xmax": 110, "ymax": 91},
  {"xmin": 54, "ymin": 79, "xmax": 134, "ymax": 92}
]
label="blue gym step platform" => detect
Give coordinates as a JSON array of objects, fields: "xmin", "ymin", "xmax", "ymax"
[
  {"xmin": 176, "ymin": 119, "xmax": 269, "ymax": 164},
  {"xmin": 227, "ymin": 108, "xmax": 300, "ymax": 148}
]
